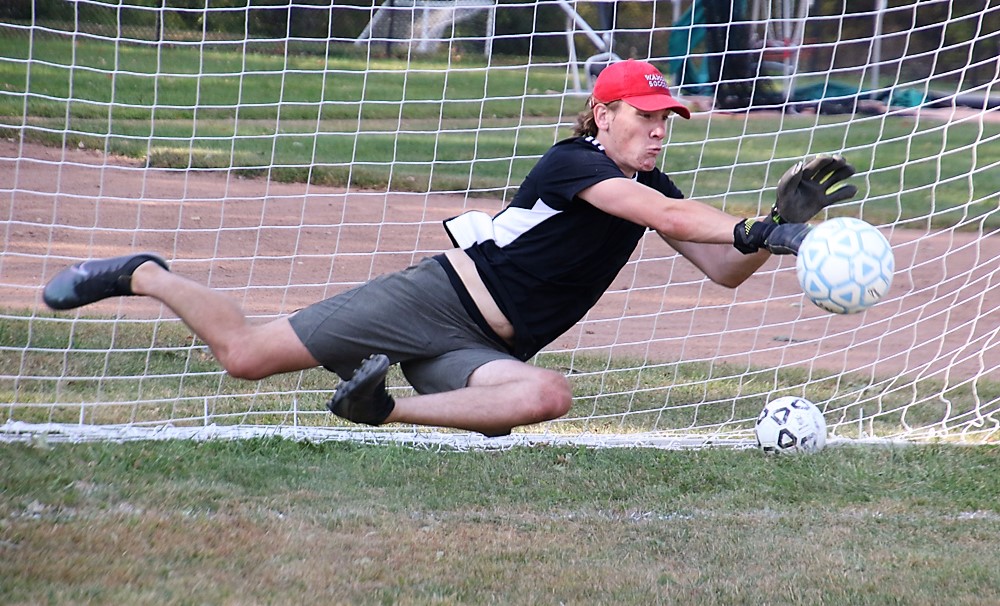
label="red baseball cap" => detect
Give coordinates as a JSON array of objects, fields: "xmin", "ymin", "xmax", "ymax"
[{"xmin": 592, "ymin": 59, "xmax": 691, "ymax": 119}]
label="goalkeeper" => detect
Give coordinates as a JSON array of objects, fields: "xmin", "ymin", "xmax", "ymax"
[{"xmin": 43, "ymin": 59, "xmax": 856, "ymax": 437}]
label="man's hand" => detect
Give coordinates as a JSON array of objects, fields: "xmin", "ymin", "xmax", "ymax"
[
  {"xmin": 764, "ymin": 222, "xmax": 811, "ymax": 255},
  {"xmin": 734, "ymin": 219, "xmax": 811, "ymax": 255},
  {"xmin": 770, "ymin": 154, "xmax": 857, "ymax": 224}
]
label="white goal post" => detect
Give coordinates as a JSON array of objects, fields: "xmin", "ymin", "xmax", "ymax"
[
  {"xmin": 356, "ymin": 0, "xmax": 497, "ymax": 55},
  {"xmin": 1, "ymin": 0, "xmax": 999, "ymax": 448}
]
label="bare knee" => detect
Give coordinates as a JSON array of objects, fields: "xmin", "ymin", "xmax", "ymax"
[
  {"xmin": 527, "ymin": 370, "xmax": 574, "ymax": 422},
  {"xmin": 224, "ymin": 362, "xmax": 269, "ymax": 382},
  {"xmin": 209, "ymin": 319, "xmax": 318, "ymax": 381},
  {"xmin": 215, "ymin": 343, "xmax": 270, "ymax": 381}
]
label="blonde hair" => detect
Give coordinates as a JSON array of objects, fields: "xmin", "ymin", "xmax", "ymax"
[{"xmin": 572, "ymin": 98, "xmax": 620, "ymax": 137}]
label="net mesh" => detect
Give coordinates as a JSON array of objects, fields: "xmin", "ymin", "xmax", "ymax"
[{"xmin": 2, "ymin": 0, "xmax": 998, "ymax": 447}]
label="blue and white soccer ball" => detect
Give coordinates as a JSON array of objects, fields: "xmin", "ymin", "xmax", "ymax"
[
  {"xmin": 796, "ymin": 217, "xmax": 895, "ymax": 315},
  {"xmin": 755, "ymin": 396, "xmax": 827, "ymax": 454}
]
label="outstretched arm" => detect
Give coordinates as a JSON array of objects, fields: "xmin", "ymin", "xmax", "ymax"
[
  {"xmin": 657, "ymin": 233, "xmax": 769, "ymax": 288},
  {"xmin": 579, "ymin": 177, "xmax": 796, "ymax": 288},
  {"xmin": 581, "ymin": 177, "xmax": 737, "ymax": 245}
]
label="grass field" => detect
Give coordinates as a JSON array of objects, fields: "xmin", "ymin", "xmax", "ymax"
[
  {"xmin": 3, "ymin": 438, "xmax": 1000, "ymax": 604},
  {"xmin": 4, "ymin": 28, "xmax": 1000, "ymax": 604}
]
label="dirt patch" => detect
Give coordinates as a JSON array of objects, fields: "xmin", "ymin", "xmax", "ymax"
[{"xmin": 3, "ymin": 138, "xmax": 998, "ymax": 380}]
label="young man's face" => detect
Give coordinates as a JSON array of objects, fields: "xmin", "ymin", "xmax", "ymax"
[{"xmin": 595, "ymin": 102, "xmax": 672, "ymax": 176}]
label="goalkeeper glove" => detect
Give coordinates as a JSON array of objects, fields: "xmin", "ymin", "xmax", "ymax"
[
  {"xmin": 734, "ymin": 219, "xmax": 811, "ymax": 255},
  {"xmin": 769, "ymin": 154, "xmax": 857, "ymax": 224}
]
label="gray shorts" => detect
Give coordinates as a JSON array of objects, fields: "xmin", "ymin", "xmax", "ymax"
[{"xmin": 288, "ymin": 257, "xmax": 517, "ymax": 394}]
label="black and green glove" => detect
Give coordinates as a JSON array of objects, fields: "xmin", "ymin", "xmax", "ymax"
[
  {"xmin": 769, "ymin": 154, "xmax": 857, "ymax": 224},
  {"xmin": 734, "ymin": 219, "xmax": 811, "ymax": 255}
]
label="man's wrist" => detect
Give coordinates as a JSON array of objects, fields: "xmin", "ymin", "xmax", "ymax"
[{"xmin": 733, "ymin": 218, "xmax": 775, "ymax": 254}]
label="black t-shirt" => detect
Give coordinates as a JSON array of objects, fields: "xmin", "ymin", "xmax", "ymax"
[{"xmin": 442, "ymin": 136, "xmax": 684, "ymax": 360}]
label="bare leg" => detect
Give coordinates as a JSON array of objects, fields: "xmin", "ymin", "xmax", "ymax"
[
  {"xmin": 133, "ymin": 262, "xmax": 570, "ymax": 433},
  {"xmin": 130, "ymin": 261, "xmax": 319, "ymax": 380},
  {"xmin": 386, "ymin": 359, "xmax": 573, "ymax": 435}
]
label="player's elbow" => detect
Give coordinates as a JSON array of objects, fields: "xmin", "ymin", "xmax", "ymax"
[
  {"xmin": 703, "ymin": 249, "xmax": 767, "ymax": 288},
  {"xmin": 711, "ymin": 270, "xmax": 754, "ymax": 289}
]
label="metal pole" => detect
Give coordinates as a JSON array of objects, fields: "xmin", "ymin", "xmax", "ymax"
[
  {"xmin": 871, "ymin": 0, "xmax": 887, "ymax": 92},
  {"xmin": 387, "ymin": 0, "xmax": 395, "ymax": 56},
  {"xmin": 485, "ymin": 3, "xmax": 495, "ymax": 57},
  {"xmin": 785, "ymin": 0, "xmax": 812, "ymax": 103}
]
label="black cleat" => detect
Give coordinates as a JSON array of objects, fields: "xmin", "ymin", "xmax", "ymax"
[
  {"xmin": 43, "ymin": 253, "xmax": 169, "ymax": 310},
  {"xmin": 327, "ymin": 354, "xmax": 395, "ymax": 426}
]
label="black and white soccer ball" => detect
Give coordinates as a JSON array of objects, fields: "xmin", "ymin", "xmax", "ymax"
[{"xmin": 755, "ymin": 396, "xmax": 827, "ymax": 454}]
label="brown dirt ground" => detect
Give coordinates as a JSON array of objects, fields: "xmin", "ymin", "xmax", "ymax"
[{"xmin": 3, "ymin": 138, "xmax": 998, "ymax": 382}]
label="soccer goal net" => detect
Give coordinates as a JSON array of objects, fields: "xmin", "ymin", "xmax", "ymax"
[{"xmin": 2, "ymin": 0, "xmax": 998, "ymax": 448}]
